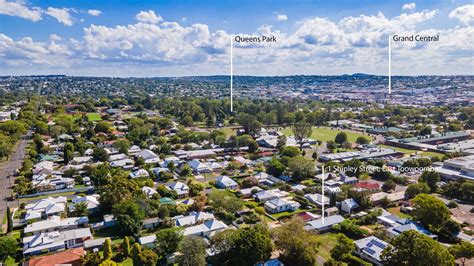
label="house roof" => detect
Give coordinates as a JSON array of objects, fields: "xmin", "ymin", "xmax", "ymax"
[
  {"xmin": 26, "ymin": 247, "xmax": 84, "ymax": 266},
  {"xmin": 355, "ymin": 236, "xmax": 389, "ymax": 262},
  {"xmin": 306, "ymin": 215, "xmax": 344, "ymax": 230},
  {"xmin": 216, "ymin": 176, "xmax": 238, "ymax": 187}
]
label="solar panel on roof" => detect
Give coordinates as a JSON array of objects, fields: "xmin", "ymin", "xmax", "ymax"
[{"xmin": 365, "ymin": 248, "xmax": 376, "ymax": 255}]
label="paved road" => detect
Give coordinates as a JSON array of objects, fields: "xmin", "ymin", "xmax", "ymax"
[{"xmin": 0, "ymin": 131, "xmax": 31, "ymax": 221}]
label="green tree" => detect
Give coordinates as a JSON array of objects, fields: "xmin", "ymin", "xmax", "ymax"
[
  {"xmin": 155, "ymin": 227, "xmax": 184, "ymax": 256},
  {"xmin": 356, "ymin": 136, "xmax": 370, "ymax": 145},
  {"xmin": 6, "ymin": 206, "xmax": 12, "ymax": 233},
  {"xmin": 276, "ymin": 135, "xmax": 287, "ymax": 150},
  {"xmin": 381, "ymin": 231, "xmax": 455, "ymax": 265},
  {"xmin": 0, "ymin": 236, "xmax": 18, "ymax": 262},
  {"xmin": 114, "ymin": 139, "xmax": 131, "ymax": 154},
  {"xmin": 267, "ymin": 157, "xmax": 285, "ymax": 177},
  {"xmin": 382, "ymin": 179, "xmax": 396, "ymax": 192},
  {"xmin": 132, "ymin": 243, "xmax": 142, "ymax": 264},
  {"xmin": 138, "ymin": 249, "xmax": 159, "ymax": 266},
  {"xmin": 280, "ymin": 146, "xmax": 300, "ymax": 157},
  {"xmin": 272, "ymin": 218, "xmax": 320, "ymax": 266},
  {"xmin": 330, "ymin": 234, "xmax": 354, "ymax": 262},
  {"xmin": 212, "ymin": 224, "xmax": 272, "ymax": 266},
  {"xmin": 449, "ymin": 242, "xmax": 474, "ymax": 266},
  {"xmin": 405, "ymin": 182, "xmax": 430, "ymax": 199},
  {"xmin": 122, "ymin": 236, "xmax": 131, "ymax": 258},
  {"xmin": 335, "ymin": 132, "xmax": 348, "ymax": 145},
  {"xmin": 419, "ymin": 170, "xmax": 441, "ymax": 192},
  {"xmin": 103, "ymin": 238, "xmax": 113, "ymax": 260},
  {"xmin": 208, "ymin": 190, "xmax": 243, "ymax": 213},
  {"xmin": 93, "ymin": 147, "xmax": 109, "ymax": 162},
  {"xmin": 288, "ymin": 156, "xmax": 315, "ymax": 181},
  {"xmin": 63, "ymin": 142, "xmax": 74, "ymax": 164},
  {"xmin": 113, "ymin": 200, "xmax": 145, "ymax": 237},
  {"xmin": 411, "ymin": 194, "xmax": 451, "ymax": 233},
  {"xmin": 292, "ymin": 120, "xmax": 312, "ymax": 150},
  {"xmin": 326, "ymin": 141, "xmax": 337, "ymax": 152},
  {"xmin": 72, "ymin": 201, "xmax": 89, "ymax": 217},
  {"xmin": 81, "ymin": 252, "xmax": 102, "ymax": 266},
  {"xmin": 177, "ymin": 236, "xmax": 207, "ymax": 266}
]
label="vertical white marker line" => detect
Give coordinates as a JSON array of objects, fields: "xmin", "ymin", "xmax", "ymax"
[
  {"xmin": 322, "ymin": 165, "xmax": 325, "ymax": 224},
  {"xmin": 230, "ymin": 35, "xmax": 233, "ymax": 113},
  {"xmin": 388, "ymin": 34, "xmax": 392, "ymax": 95}
]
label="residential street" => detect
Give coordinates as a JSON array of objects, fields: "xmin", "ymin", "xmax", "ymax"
[{"xmin": 0, "ymin": 131, "xmax": 31, "ymax": 224}]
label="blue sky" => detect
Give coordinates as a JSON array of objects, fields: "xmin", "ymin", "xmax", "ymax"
[{"xmin": 0, "ymin": 0, "xmax": 473, "ymax": 76}]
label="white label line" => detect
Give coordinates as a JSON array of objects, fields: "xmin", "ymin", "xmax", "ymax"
[
  {"xmin": 230, "ymin": 34, "xmax": 233, "ymax": 113},
  {"xmin": 388, "ymin": 34, "xmax": 391, "ymax": 95},
  {"xmin": 322, "ymin": 165, "xmax": 325, "ymax": 224}
]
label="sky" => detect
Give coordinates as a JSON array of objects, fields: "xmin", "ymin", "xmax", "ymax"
[{"xmin": 0, "ymin": 0, "xmax": 473, "ymax": 77}]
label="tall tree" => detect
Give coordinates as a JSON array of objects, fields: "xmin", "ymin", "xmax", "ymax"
[
  {"xmin": 103, "ymin": 238, "xmax": 113, "ymax": 260},
  {"xmin": 121, "ymin": 236, "xmax": 131, "ymax": 258},
  {"xmin": 292, "ymin": 120, "xmax": 312, "ymax": 150},
  {"xmin": 155, "ymin": 227, "xmax": 184, "ymax": 256},
  {"xmin": 335, "ymin": 132, "xmax": 348, "ymax": 145},
  {"xmin": 63, "ymin": 142, "xmax": 74, "ymax": 163},
  {"xmin": 0, "ymin": 236, "xmax": 18, "ymax": 262},
  {"xmin": 272, "ymin": 218, "xmax": 320, "ymax": 266},
  {"xmin": 419, "ymin": 170, "xmax": 440, "ymax": 192},
  {"xmin": 330, "ymin": 234, "xmax": 354, "ymax": 262},
  {"xmin": 411, "ymin": 194, "xmax": 451, "ymax": 233},
  {"xmin": 177, "ymin": 236, "xmax": 207, "ymax": 266},
  {"xmin": 6, "ymin": 206, "xmax": 12, "ymax": 233},
  {"xmin": 381, "ymin": 231, "xmax": 455, "ymax": 265}
]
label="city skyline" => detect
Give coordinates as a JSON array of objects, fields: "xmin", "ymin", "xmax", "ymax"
[{"xmin": 0, "ymin": 0, "xmax": 473, "ymax": 77}]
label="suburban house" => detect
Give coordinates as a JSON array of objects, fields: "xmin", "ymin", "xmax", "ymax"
[
  {"xmin": 239, "ymin": 186, "xmax": 263, "ymax": 197},
  {"xmin": 189, "ymin": 159, "xmax": 212, "ymax": 173},
  {"xmin": 304, "ymin": 193, "xmax": 329, "ymax": 207},
  {"xmin": 306, "ymin": 215, "xmax": 345, "ymax": 233},
  {"xmin": 215, "ymin": 176, "xmax": 239, "ymax": 190},
  {"xmin": 129, "ymin": 169, "xmax": 150, "ymax": 179},
  {"xmin": 25, "ymin": 197, "xmax": 67, "ymax": 222},
  {"xmin": 354, "ymin": 236, "xmax": 390, "ymax": 266},
  {"xmin": 68, "ymin": 195, "xmax": 100, "ymax": 213},
  {"xmin": 142, "ymin": 186, "xmax": 158, "ymax": 198},
  {"xmin": 175, "ymin": 212, "xmax": 215, "ymax": 227},
  {"xmin": 23, "ymin": 228, "xmax": 93, "ymax": 256},
  {"xmin": 264, "ymin": 198, "xmax": 300, "ymax": 214},
  {"xmin": 138, "ymin": 149, "xmax": 161, "ymax": 164},
  {"xmin": 183, "ymin": 219, "xmax": 228, "ymax": 237},
  {"xmin": 25, "ymin": 247, "xmax": 85, "ymax": 266},
  {"xmin": 341, "ymin": 198, "xmax": 359, "ymax": 213},
  {"xmin": 253, "ymin": 189, "xmax": 289, "ymax": 202},
  {"xmin": 24, "ymin": 216, "xmax": 89, "ymax": 235},
  {"xmin": 167, "ymin": 181, "xmax": 190, "ymax": 198}
]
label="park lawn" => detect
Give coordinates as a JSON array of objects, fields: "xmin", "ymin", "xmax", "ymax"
[
  {"xmin": 87, "ymin": 113, "xmax": 102, "ymax": 122},
  {"xmin": 280, "ymin": 127, "xmax": 366, "ymax": 143},
  {"xmin": 220, "ymin": 127, "xmax": 237, "ymax": 137},
  {"xmin": 314, "ymin": 233, "xmax": 340, "ymax": 260}
]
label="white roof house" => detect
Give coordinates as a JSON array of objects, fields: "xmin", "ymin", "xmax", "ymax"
[
  {"xmin": 215, "ymin": 176, "xmax": 239, "ymax": 190},
  {"xmin": 128, "ymin": 145, "xmax": 141, "ymax": 155},
  {"xmin": 161, "ymin": 156, "xmax": 181, "ymax": 168},
  {"xmin": 341, "ymin": 198, "xmax": 359, "ymax": 213},
  {"xmin": 25, "ymin": 197, "xmax": 67, "ymax": 221},
  {"xmin": 354, "ymin": 236, "xmax": 390, "ymax": 266},
  {"xmin": 304, "ymin": 193, "xmax": 329, "ymax": 207},
  {"xmin": 253, "ymin": 189, "xmax": 288, "ymax": 202},
  {"xmin": 239, "ymin": 186, "xmax": 263, "ymax": 197},
  {"xmin": 129, "ymin": 169, "xmax": 150, "ymax": 179},
  {"xmin": 110, "ymin": 158, "xmax": 134, "ymax": 168},
  {"xmin": 22, "ymin": 228, "xmax": 92, "ymax": 256},
  {"xmin": 175, "ymin": 212, "xmax": 215, "ymax": 227},
  {"xmin": 183, "ymin": 219, "xmax": 227, "ymax": 237},
  {"xmin": 306, "ymin": 215, "xmax": 345, "ymax": 232},
  {"xmin": 142, "ymin": 186, "xmax": 158, "ymax": 198},
  {"xmin": 24, "ymin": 216, "xmax": 89, "ymax": 235},
  {"xmin": 138, "ymin": 149, "xmax": 161, "ymax": 164},
  {"xmin": 188, "ymin": 159, "xmax": 212, "ymax": 173},
  {"xmin": 108, "ymin": 153, "xmax": 129, "ymax": 162},
  {"xmin": 68, "ymin": 194, "xmax": 100, "ymax": 212},
  {"xmin": 139, "ymin": 234, "xmax": 157, "ymax": 248},
  {"xmin": 264, "ymin": 198, "xmax": 300, "ymax": 214},
  {"xmin": 167, "ymin": 182, "xmax": 189, "ymax": 197}
]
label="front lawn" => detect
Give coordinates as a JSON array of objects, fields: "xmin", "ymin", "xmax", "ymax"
[
  {"xmin": 87, "ymin": 113, "xmax": 102, "ymax": 122},
  {"xmin": 313, "ymin": 233, "xmax": 340, "ymax": 260}
]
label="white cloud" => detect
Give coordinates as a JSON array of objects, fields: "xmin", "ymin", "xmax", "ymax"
[
  {"xmin": 136, "ymin": 10, "xmax": 162, "ymax": 24},
  {"xmin": 88, "ymin": 9, "xmax": 102, "ymax": 16},
  {"xmin": 276, "ymin": 13, "xmax": 288, "ymax": 21},
  {"xmin": 0, "ymin": 7, "xmax": 472, "ymax": 76},
  {"xmin": 402, "ymin": 3, "xmax": 416, "ymax": 11},
  {"xmin": 46, "ymin": 7, "xmax": 74, "ymax": 26},
  {"xmin": 0, "ymin": 0, "xmax": 42, "ymax": 21},
  {"xmin": 449, "ymin": 5, "xmax": 474, "ymax": 25}
]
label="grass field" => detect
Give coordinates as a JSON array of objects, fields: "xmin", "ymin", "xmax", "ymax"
[
  {"xmin": 281, "ymin": 127, "xmax": 367, "ymax": 143},
  {"xmin": 380, "ymin": 144, "xmax": 444, "ymax": 158},
  {"xmin": 87, "ymin": 113, "xmax": 102, "ymax": 122},
  {"xmin": 388, "ymin": 207, "xmax": 411, "ymax": 219},
  {"xmin": 314, "ymin": 233, "xmax": 340, "ymax": 260}
]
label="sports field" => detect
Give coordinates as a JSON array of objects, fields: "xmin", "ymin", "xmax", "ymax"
[{"xmin": 280, "ymin": 127, "xmax": 368, "ymax": 143}]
